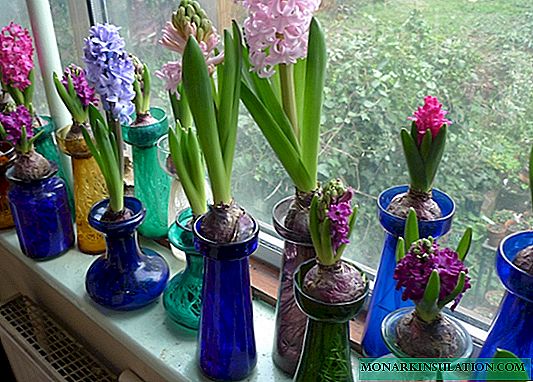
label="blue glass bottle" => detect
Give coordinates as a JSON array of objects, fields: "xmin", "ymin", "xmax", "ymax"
[
  {"xmin": 7, "ymin": 165, "xmax": 74, "ymax": 260},
  {"xmin": 293, "ymin": 259, "xmax": 369, "ymax": 382},
  {"xmin": 478, "ymin": 231, "xmax": 533, "ymax": 379},
  {"xmin": 361, "ymin": 185, "xmax": 455, "ymax": 357},
  {"xmin": 122, "ymin": 107, "xmax": 170, "ymax": 239},
  {"xmin": 193, "ymin": 214, "xmax": 259, "ymax": 381},
  {"xmin": 85, "ymin": 197, "xmax": 170, "ymax": 311},
  {"xmin": 163, "ymin": 208, "xmax": 203, "ymax": 330}
]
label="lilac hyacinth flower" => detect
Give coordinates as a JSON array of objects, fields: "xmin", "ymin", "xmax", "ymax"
[
  {"xmin": 393, "ymin": 240, "xmax": 471, "ymax": 310},
  {"xmin": 83, "ymin": 23, "xmax": 135, "ymax": 125}
]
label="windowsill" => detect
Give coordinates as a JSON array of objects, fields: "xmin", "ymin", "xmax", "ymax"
[{"xmin": 0, "ymin": 228, "xmax": 361, "ymax": 382}]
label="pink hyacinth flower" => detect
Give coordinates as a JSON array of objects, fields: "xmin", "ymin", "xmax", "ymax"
[
  {"xmin": 240, "ymin": 0, "xmax": 321, "ymax": 78},
  {"xmin": 408, "ymin": 95, "xmax": 452, "ymax": 145},
  {"xmin": 0, "ymin": 22, "xmax": 34, "ymax": 91}
]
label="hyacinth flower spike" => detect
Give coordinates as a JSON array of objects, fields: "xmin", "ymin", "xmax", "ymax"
[
  {"xmin": 0, "ymin": 23, "xmax": 37, "ymax": 115},
  {"xmin": 387, "ymin": 96, "xmax": 451, "ymax": 220},
  {"xmin": 0, "ymin": 105, "xmax": 50, "ymax": 180},
  {"xmin": 395, "ymin": 209, "xmax": 473, "ymax": 323},
  {"xmin": 239, "ymin": 13, "xmax": 325, "ymax": 195},
  {"xmin": 303, "ymin": 179, "xmax": 366, "ymax": 303},
  {"xmin": 130, "ymin": 55, "xmax": 158, "ymax": 126},
  {"xmin": 53, "ymin": 65, "xmax": 98, "ymax": 138}
]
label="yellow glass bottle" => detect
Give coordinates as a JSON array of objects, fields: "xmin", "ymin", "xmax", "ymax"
[
  {"xmin": 57, "ymin": 125, "xmax": 106, "ymax": 254},
  {"xmin": 0, "ymin": 141, "xmax": 15, "ymax": 229}
]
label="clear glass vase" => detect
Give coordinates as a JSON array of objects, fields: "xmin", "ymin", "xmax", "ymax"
[
  {"xmin": 163, "ymin": 208, "xmax": 203, "ymax": 330},
  {"xmin": 7, "ymin": 164, "xmax": 74, "ymax": 260},
  {"xmin": 0, "ymin": 141, "xmax": 15, "ymax": 229},
  {"xmin": 362, "ymin": 185, "xmax": 455, "ymax": 357},
  {"xmin": 85, "ymin": 197, "xmax": 170, "ymax": 310},
  {"xmin": 478, "ymin": 230, "xmax": 533, "ymax": 379},
  {"xmin": 122, "ymin": 107, "xmax": 170, "ymax": 239},
  {"xmin": 293, "ymin": 259, "xmax": 369, "ymax": 382},
  {"xmin": 56, "ymin": 125, "xmax": 106, "ymax": 254},
  {"xmin": 271, "ymin": 195, "xmax": 316, "ymax": 376},
  {"xmin": 194, "ymin": 213, "xmax": 259, "ymax": 381},
  {"xmin": 380, "ymin": 307, "xmax": 473, "ymax": 381}
]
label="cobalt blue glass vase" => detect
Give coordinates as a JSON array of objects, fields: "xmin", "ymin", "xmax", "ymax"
[
  {"xmin": 193, "ymin": 213, "xmax": 259, "ymax": 381},
  {"xmin": 85, "ymin": 197, "xmax": 170, "ymax": 311},
  {"xmin": 361, "ymin": 185, "xmax": 455, "ymax": 357},
  {"xmin": 7, "ymin": 164, "xmax": 74, "ymax": 260},
  {"xmin": 163, "ymin": 208, "xmax": 203, "ymax": 330},
  {"xmin": 478, "ymin": 231, "xmax": 533, "ymax": 379}
]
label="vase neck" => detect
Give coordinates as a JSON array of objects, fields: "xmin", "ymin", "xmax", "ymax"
[
  {"xmin": 104, "ymin": 231, "xmax": 142, "ymax": 270},
  {"xmin": 295, "ymin": 319, "xmax": 353, "ymax": 382},
  {"xmin": 185, "ymin": 252, "xmax": 203, "ymax": 275}
]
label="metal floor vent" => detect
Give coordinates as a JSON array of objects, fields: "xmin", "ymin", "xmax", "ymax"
[{"xmin": 0, "ymin": 294, "xmax": 117, "ymax": 381}]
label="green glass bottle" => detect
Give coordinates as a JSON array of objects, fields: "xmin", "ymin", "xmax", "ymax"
[
  {"xmin": 163, "ymin": 208, "xmax": 203, "ymax": 330},
  {"xmin": 293, "ymin": 259, "xmax": 369, "ymax": 382},
  {"xmin": 122, "ymin": 107, "xmax": 170, "ymax": 238},
  {"xmin": 34, "ymin": 116, "xmax": 73, "ymax": 209}
]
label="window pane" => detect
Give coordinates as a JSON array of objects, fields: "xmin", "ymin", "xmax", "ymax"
[
  {"xmin": 231, "ymin": 0, "xmax": 533, "ymax": 325},
  {"xmin": 99, "ymin": 0, "xmax": 533, "ymax": 326}
]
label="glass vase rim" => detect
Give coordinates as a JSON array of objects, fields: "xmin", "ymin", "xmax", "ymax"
[
  {"xmin": 193, "ymin": 211, "xmax": 259, "ymax": 248},
  {"xmin": 56, "ymin": 124, "xmax": 92, "ymax": 158},
  {"xmin": 6, "ymin": 162, "xmax": 58, "ymax": 184},
  {"xmin": 88, "ymin": 196, "xmax": 145, "ymax": 232},
  {"xmin": 381, "ymin": 307, "xmax": 473, "ymax": 359},
  {"xmin": 34, "ymin": 115, "xmax": 55, "ymax": 135},
  {"xmin": 122, "ymin": 106, "xmax": 167, "ymax": 128},
  {"xmin": 294, "ymin": 258, "xmax": 370, "ymax": 308},
  {"xmin": 498, "ymin": 229, "xmax": 533, "ymax": 279},
  {"xmin": 0, "ymin": 141, "xmax": 16, "ymax": 166},
  {"xmin": 272, "ymin": 195, "xmax": 313, "ymax": 245},
  {"xmin": 377, "ymin": 185, "xmax": 456, "ymax": 223}
]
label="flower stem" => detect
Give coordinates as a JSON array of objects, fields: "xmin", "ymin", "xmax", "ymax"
[{"xmin": 279, "ymin": 64, "xmax": 299, "ymax": 140}]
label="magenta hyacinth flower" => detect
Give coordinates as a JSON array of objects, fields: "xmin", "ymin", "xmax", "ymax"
[
  {"xmin": 61, "ymin": 64, "xmax": 98, "ymax": 108},
  {"xmin": 0, "ymin": 105, "xmax": 33, "ymax": 145},
  {"xmin": 0, "ymin": 22, "xmax": 34, "ymax": 91},
  {"xmin": 408, "ymin": 96, "xmax": 452, "ymax": 145},
  {"xmin": 240, "ymin": 0, "xmax": 321, "ymax": 78},
  {"xmin": 326, "ymin": 187, "xmax": 354, "ymax": 252},
  {"xmin": 393, "ymin": 240, "xmax": 471, "ymax": 310}
]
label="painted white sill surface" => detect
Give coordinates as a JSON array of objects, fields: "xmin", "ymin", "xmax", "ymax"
[{"xmin": 0, "ymin": 229, "xmax": 360, "ymax": 382}]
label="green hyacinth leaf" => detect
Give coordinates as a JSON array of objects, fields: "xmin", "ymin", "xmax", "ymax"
[
  {"xmin": 401, "ymin": 128, "xmax": 428, "ymax": 191},
  {"xmin": 404, "ymin": 208, "xmax": 420, "ymax": 250},
  {"xmin": 437, "ymin": 271, "xmax": 465, "ymax": 309},
  {"xmin": 422, "ymin": 269, "xmax": 441, "ymax": 306},
  {"xmin": 456, "ymin": 227, "xmax": 473, "ymax": 261},
  {"xmin": 419, "ymin": 129, "xmax": 432, "ymax": 162},
  {"xmin": 487, "ymin": 349, "xmax": 530, "ymax": 382},
  {"xmin": 396, "ymin": 237, "xmax": 406, "ymax": 263},
  {"xmin": 424, "ymin": 124, "xmax": 447, "ymax": 189}
]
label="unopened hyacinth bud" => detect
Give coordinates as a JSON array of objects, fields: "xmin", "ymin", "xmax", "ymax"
[
  {"xmin": 172, "ymin": 0, "xmax": 213, "ymax": 39},
  {"xmin": 410, "ymin": 237, "xmax": 435, "ymax": 258}
]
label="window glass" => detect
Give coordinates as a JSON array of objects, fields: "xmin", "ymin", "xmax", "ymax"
[{"xmin": 100, "ymin": 0, "xmax": 533, "ymax": 325}]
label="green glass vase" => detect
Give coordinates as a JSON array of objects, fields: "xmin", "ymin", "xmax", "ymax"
[
  {"xmin": 293, "ymin": 259, "xmax": 369, "ymax": 382},
  {"xmin": 34, "ymin": 116, "xmax": 73, "ymax": 207},
  {"xmin": 122, "ymin": 107, "xmax": 170, "ymax": 238},
  {"xmin": 163, "ymin": 208, "xmax": 203, "ymax": 330}
]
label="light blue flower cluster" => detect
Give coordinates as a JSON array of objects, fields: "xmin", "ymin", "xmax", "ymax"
[{"xmin": 83, "ymin": 23, "xmax": 135, "ymax": 125}]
